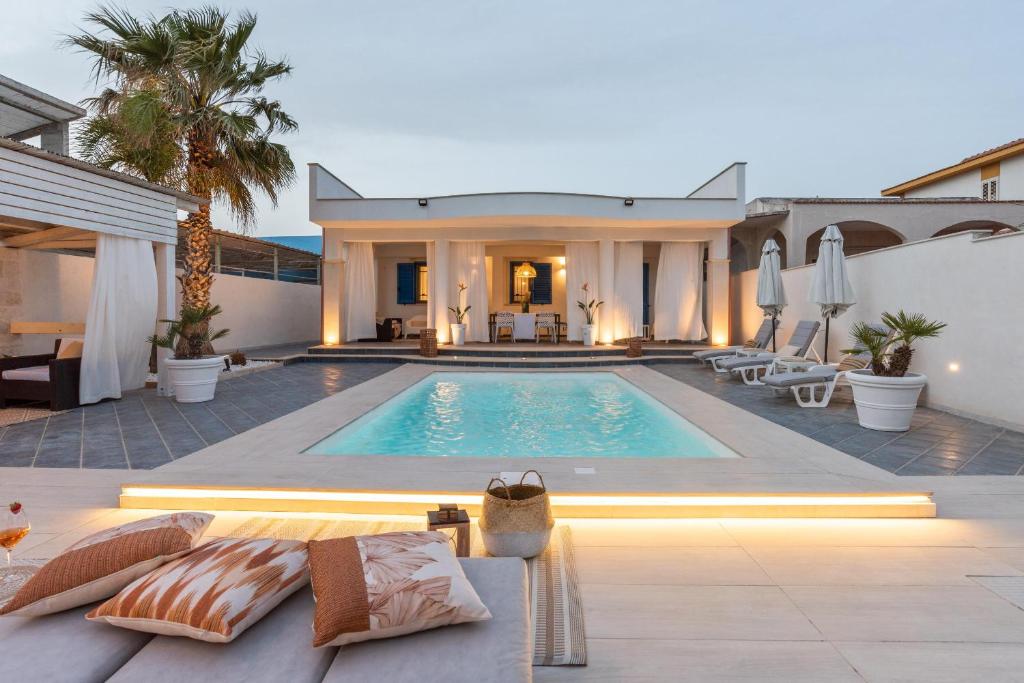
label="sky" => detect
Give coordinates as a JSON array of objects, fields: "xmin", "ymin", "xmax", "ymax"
[{"xmin": 3, "ymin": 0, "xmax": 1023, "ymax": 237}]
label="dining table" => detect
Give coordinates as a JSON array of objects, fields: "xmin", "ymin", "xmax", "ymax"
[{"xmin": 488, "ymin": 312, "xmax": 563, "ymax": 342}]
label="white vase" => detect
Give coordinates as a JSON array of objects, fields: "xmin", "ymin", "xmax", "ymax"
[
  {"xmin": 165, "ymin": 356, "xmax": 225, "ymax": 403},
  {"xmin": 450, "ymin": 323, "xmax": 466, "ymax": 346},
  {"xmin": 581, "ymin": 324, "xmax": 596, "ymax": 346},
  {"xmin": 846, "ymin": 370, "xmax": 927, "ymax": 432}
]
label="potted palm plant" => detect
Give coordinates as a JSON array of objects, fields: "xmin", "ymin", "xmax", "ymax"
[
  {"xmin": 845, "ymin": 311, "xmax": 946, "ymax": 432},
  {"xmin": 576, "ymin": 283, "xmax": 603, "ymax": 346},
  {"xmin": 149, "ymin": 304, "xmax": 230, "ymax": 403},
  {"xmin": 447, "ymin": 282, "xmax": 470, "ymax": 346}
]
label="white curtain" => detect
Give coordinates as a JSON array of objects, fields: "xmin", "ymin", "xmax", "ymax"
[
  {"xmin": 80, "ymin": 234, "xmax": 158, "ymax": 404},
  {"xmin": 564, "ymin": 242, "xmax": 600, "ymax": 341},
  {"xmin": 344, "ymin": 242, "xmax": 377, "ymax": 341},
  {"xmin": 449, "ymin": 241, "xmax": 490, "ymax": 342},
  {"xmin": 612, "ymin": 241, "xmax": 643, "ymax": 340},
  {"xmin": 653, "ymin": 242, "xmax": 707, "ymax": 341}
]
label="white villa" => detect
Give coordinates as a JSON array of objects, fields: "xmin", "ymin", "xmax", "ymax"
[{"xmin": 308, "ymin": 162, "xmax": 746, "ymax": 346}]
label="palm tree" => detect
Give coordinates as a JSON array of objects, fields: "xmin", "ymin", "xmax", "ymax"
[{"xmin": 67, "ymin": 5, "xmax": 297, "ymax": 309}]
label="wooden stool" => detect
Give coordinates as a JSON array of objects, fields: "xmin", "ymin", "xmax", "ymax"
[{"xmin": 427, "ymin": 505, "xmax": 470, "ymax": 557}]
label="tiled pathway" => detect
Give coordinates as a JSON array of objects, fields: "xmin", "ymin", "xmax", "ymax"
[
  {"xmin": 0, "ymin": 362, "xmax": 394, "ymax": 469},
  {"xmin": 656, "ymin": 364, "xmax": 1024, "ymax": 476}
]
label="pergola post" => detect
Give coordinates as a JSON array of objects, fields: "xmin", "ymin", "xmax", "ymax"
[
  {"xmin": 705, "ymin": 232, "xmax": 731, "ymax": 346},
  {"xmin": 154, "ymin": 241, "xmax": 176, "ymax": 396},
  {"xmin": 431, "ymin": 239, "xmax": 450, "ymax": 343},
  {"xmin": 598, "ymin": 239, "xmax": 615, "ymax": 343}
]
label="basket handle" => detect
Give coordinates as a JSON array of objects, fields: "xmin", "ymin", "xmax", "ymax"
[
  {"xmin": 486, "ymin": 477, "xmax": 512, "ymax": 500},
  {"xmin": 519, "ymin": 469, "xmax": 546, "ymax": 491}
]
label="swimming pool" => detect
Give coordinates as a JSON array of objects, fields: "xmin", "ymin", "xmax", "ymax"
[{"xmin": 307, "ymin": 372, "xmax": 736, "ymax": 458}]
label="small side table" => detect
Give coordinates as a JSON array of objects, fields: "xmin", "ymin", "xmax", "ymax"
[
  {"xmin": 773, "ymin": 357, "xmax": 817, "ymax": 374},
  {"xmin": 427, "ymin": 507, "xmax": 471, "ymax": 557}
]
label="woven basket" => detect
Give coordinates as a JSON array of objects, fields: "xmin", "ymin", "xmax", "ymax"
[{"xmin": 479, "ymin": 470, "xmax": 554, "ymax": 558}]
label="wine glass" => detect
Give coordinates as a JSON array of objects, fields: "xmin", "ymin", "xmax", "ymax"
[{"xmin": 1, "ymin": 502, "xmax": 31, "ymax": 569}]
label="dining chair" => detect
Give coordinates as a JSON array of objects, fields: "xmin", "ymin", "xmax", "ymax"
[
  {"xmin": 494, "ymin": 311, "xmax": 515, "ymax": 343},
  {"xmin": 535, "ymin": 313, "xmax": 557, "ymax": 344}
]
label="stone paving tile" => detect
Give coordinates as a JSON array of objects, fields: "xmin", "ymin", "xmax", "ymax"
[
  {"xmin": 656, "ymin": 364, "xmax": 1024, "ymax": 476},
  {"xmin": 0, "ymin": 362, "xmax": 394, "ymax": 470}
]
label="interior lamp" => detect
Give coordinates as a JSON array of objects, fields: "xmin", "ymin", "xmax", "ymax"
[{"xmin": 514, "ymin": 262, "xmax": 538, "ymax": 280}]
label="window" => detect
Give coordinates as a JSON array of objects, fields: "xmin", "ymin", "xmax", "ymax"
[
  {"xmin": 982, "ymin": 178, "xmax": 998, "ymax": 201},
  {"xmin": 508, "ymin": 261, "xmax": 552, "ymax": 305},
  {"xmin": 397, "ymin": 262, "xmax": 428, "ymax": 304}
]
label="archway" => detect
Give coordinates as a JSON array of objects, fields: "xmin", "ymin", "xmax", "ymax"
[
  {"xmin": 805, "ymin": 221, "xmax": 903, "ymax": 264},
  {"xmin": 762, "ymin": 230, "xmax": 787, "ymax": 270},
  {"xmin": 729, "ymin": 237, "xmax": 749, "ymax": 273},
  {"xmin": 932, "ymin": 220, "xmax": 1018, "ymax": 238}
]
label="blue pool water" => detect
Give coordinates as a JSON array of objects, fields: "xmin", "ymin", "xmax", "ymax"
[{"xmin": 307, "ymin": 372, "xmax": 736, "ymax": 458}]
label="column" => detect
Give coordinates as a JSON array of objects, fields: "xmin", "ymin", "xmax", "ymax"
[
  {"xmin": 705, "ymin": 233, "xmax": 731, "ymax": 346},
  {"xmin": 431, "ymin": 239, "xmax": 450, "ymax": 343},
  {"xmin": 598, "ymin": 239, "xmax": 615, "ymax": 344},
  {"xmin": 154, "ymin": 242, "xmax": 176, "ymax": 396},
  {"xmin": 321, "ymin": 235, "xmax": 343, "ymax": 344}
]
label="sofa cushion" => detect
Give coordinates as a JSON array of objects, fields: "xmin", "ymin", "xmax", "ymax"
[
  {"xmin": 0, "ymin": 601, "xmax": 152, "ymax": 682},
  {"xmin": 87, "ymin": 537, "xmax": 308, "ymax": 643},
  {"xmin": 0, "ymin": 512, "xmax": 213, "ymax": 617},
  {"xmin": 1, "ymin": 365, "xmax": 50, "ymax": 382},
  {"xmin": 323, "ymin": 557, "xmax": 530, "ymax": 683},
  {"xmin": 108, "ymin": 586, "xmax": 335, "ymax": 683},
  {"xmin": 57, "ymin": 338, "xmax": 84, "ymax": 359},
  {"xmin": 309, "ymin": 531, "xmax": 491, "ymax": 647}
]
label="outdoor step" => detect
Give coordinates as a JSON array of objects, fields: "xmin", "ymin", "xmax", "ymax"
[
  {"xmin": 308, "ymin": 344, "xmax": 707, "ymax": 358},
  {"xmin": 288, "ymin": 353, "xmax": 698, "ymax": 368}
]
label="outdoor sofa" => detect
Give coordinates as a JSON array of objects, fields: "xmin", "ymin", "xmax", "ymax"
[
  {"xmin": 0, "ymin": 557, "xmax": 532, "ymax": 683},
  {"xmin": 0, "ymin": 338, "xmax": 82, "ymax": 411}
]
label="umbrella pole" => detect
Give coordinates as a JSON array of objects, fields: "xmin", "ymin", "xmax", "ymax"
[
  {"xmin": 823, "ymin": 317, "xmax": 830, "ymax": 363},
  {"xmin": 772, "ymin": 315, "xmax": 777, "ymax": 352}
]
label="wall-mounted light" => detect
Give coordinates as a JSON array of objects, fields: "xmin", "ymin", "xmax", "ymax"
[
  {"xmin": 418, "ymin": 198, "xmax": 428, "ymax": 207},
  {"xmin": 624, "ymin": 198, "xmax": 635, "ymax": 207},
  {"xmin": 948, "ymin": 362, "xmax": 960, "ymax": 372},
  {"xmin": 557, "ymin": 256, "xmax": 566, "ymax": 266}
]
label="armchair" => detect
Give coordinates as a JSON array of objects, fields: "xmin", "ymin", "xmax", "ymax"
[{"xmin": 0, "ymin": 339, "xmax": 82, "ymax": 411}]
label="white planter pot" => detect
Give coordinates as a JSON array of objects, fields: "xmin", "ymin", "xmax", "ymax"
[
  {"xmin": 846, "ymin": 370, "xmax": 927, "ymax": 432},
  {"xmin": 450, "ymin": 323, "xmax": 466, "ymax": 346},
  {"xmin": 165, "ymin": 356, "xmax": 225, "ymax": 403},
  {"xmin": 581, "ymin": 324, "xmax": 596, "ymax": 346}
]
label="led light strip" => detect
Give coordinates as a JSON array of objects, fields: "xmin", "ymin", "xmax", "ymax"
[{"xmin": 121, "ymin": 486, "xmax": 932, "ymax": 507}]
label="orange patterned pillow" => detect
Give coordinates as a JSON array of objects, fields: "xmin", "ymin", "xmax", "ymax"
[
  {"xmin": 0, "ymin": 512, "xmax": 212, "ymax": 617},
  {"xmin": 309, "ymin": 530, "xmax": 491, "ymax": 647},
  {"xmin": 87, "ymin": 537, "xmax": 308, "ymax": 643}
]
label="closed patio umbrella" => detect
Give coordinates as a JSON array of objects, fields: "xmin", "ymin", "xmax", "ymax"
[
  {"xmin": 756, "ymin": 239, "xmax": 787, "ymax": 352},
  {"xmin": 809, "ymin": 224, "xmax": 856, "ymax": 362}
]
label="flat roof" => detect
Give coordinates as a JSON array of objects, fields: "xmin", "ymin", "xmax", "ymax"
[{"xmin": 0, "ymin": 74, "xmax": 86, "ymax": 139}]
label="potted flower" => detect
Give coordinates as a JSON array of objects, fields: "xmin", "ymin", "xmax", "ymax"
[
  {"xmin": 447, "ymin": 282, "xmax": 471, "ymax": 346},
  {"xmin": 576, "ymin": 283, "xmax": 604, "ymax": 346},
  {"xmin": 149, "ymin": 303, "xmax": 230, "ymax": 403},
  {"xmin": 844, "ymin": 310, "xmax": 946, "ymax": 432}
]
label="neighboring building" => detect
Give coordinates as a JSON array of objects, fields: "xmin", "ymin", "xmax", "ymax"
[
  {"xmin": 262, "ymin": 235, "xmax": 322, "ymax": 256},
  {"xmin": 308, "ymin": 162, "xmax": 747, "ymax": 345},
  {"xmin": 189, "ymin": 229, "xmax": 321, "ymax": 284},
  {"xmin": 882, "ymin": 138, "xmax": 1024, "ymax": 200}
]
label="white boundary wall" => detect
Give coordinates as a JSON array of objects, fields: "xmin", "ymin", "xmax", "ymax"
[
  {"xmin": 731, "ymin": 230, "xmax": 1024, "ymax": 431},
  {"xmin": 6, "ymin": 249, "xmax": 319, "ymax": 355}
]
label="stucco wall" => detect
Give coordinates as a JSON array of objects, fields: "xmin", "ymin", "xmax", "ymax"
[
  {"xmin": 730, "ymin": 230, "xmax": 1024, "ymax": 430},
  {"xmin": 902, "ymin": 171, "xmax": 981, "ymax": 199},
  {"xmin": 4, "ymin": 247, "xmax": 319, "ymax": 356}
]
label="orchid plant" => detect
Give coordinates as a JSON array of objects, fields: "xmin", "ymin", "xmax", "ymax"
[
  {"xmin": 448, "ymin": 281, "xmax": 471, "ymax": 323},
  {"xmin": 576, "ymin": 283, "xmax": 604, "ymax": 325}
]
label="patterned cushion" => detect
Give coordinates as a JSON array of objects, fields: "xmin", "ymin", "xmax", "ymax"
[
  {"xmin": 837, "ymin": 355, "xmax": 870, "ymax": 372},
  {"xmin": 86, "ymin": 537, "xmax": 308, "ymax": 643},
  {"xmin": 309, "ymin": 531, "xmax": 491, "ymax": 647},
  {"xmin": 0, "ymin": 512, "xmax": 212, "ymax": 617}
]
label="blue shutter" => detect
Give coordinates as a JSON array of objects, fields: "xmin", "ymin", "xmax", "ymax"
[
  {"xmin": 532, "ymin": 263, "xmax": 552, "ymax": 304},
  {"xmin": 397, "ymin": 262, "xmax": 416, "ymax": 304},
  {"xmin": 642, "ymin": 261, "xmax": 650, "ymax": 326}
]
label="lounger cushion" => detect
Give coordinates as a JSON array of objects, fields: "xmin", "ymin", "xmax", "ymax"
[
  {"xmin": 309, "ymin": 531, "xmax": 491, "ymax": 647},
  {"xmin": 717, "ymin": 354, "xmax": 777, "ymax": 371},
  {"xmin": 0, "ymin": 601, "xmax": 153, "ymax": 682},
  {"xmin": 324, "ymin": 558, "xmax": 530, "ymax": 683},
  {"xmin": 108, "ymin": 587, "xmax": 335, "ymax": 683},
  {"xmin": 693, "ymin": 347, "xmax": 744, "ymax": 361},
  {"xmin": 763, "ymin": 367, "xmax": 837, "ymax": 388},
  {"xmin": 88, "ymin": 537, "xmax": 308, "ymax": 643},
  {"xmin": 1, "ymin": 365, "xmax": 50, "ymax": 382},
  {"xmin": 1, "ymin": 512, "xmax": 213, "ymax": 617}
]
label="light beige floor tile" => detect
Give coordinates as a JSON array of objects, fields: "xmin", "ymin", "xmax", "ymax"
[
  {"xmin": 747, "ymin": 546, "xmax": 1022, "ymax": 585},
  {"xmin": 576, "ymin": 547, "xmax": 771, "ymax": 585},
  {"xmin": 10, "ymin": 532, "xmax": 56, "ymax": 558},
  {"xmin": 567, "ymin": 519, "xmax": 736, "ymax": 547},
  {"xmin": 534, "ymin": 639, "xmax": 862, "ymax": 682},
  {"xmin": 582, "ymin": 584, "xmax": 821, "ymax": 641},
  {"xmin": 979, "ymin": 547, "xmax": 1024, "ymax": 571},
  {"xmin": 785, "ymin": 585, "xmax": 1024, "ymax": 642},
  {"xmin": 835, "ymin": 641, "xmax": 1024, "ymax": 683},
  {"xmin": 721, "ymin": 519, "xmax": 973, "ymax": 548}
]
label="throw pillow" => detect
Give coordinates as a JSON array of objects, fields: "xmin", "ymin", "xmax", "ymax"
[
  {"xmin": 86, "ymin": 537, "xmax": 308, "ymax": 643},
  {"xmin": 0, "ymin": 512, "xmax": 213, "ymax": 617},
  {"xmin": 308, "ymin": 530, "xmax": 491, "ymax": 647}
]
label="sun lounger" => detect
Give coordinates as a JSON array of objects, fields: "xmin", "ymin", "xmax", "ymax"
[
  {"xmin": 0, "ymin": 558, "xmax": 531, "ymax": 683},
  {"xmin": 693, "ymin": 318, "xmax": 777, "ymax": 367},
  {"xmin": 713, "ymin": 320, "xmax": 821, "ymax": 385}
]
